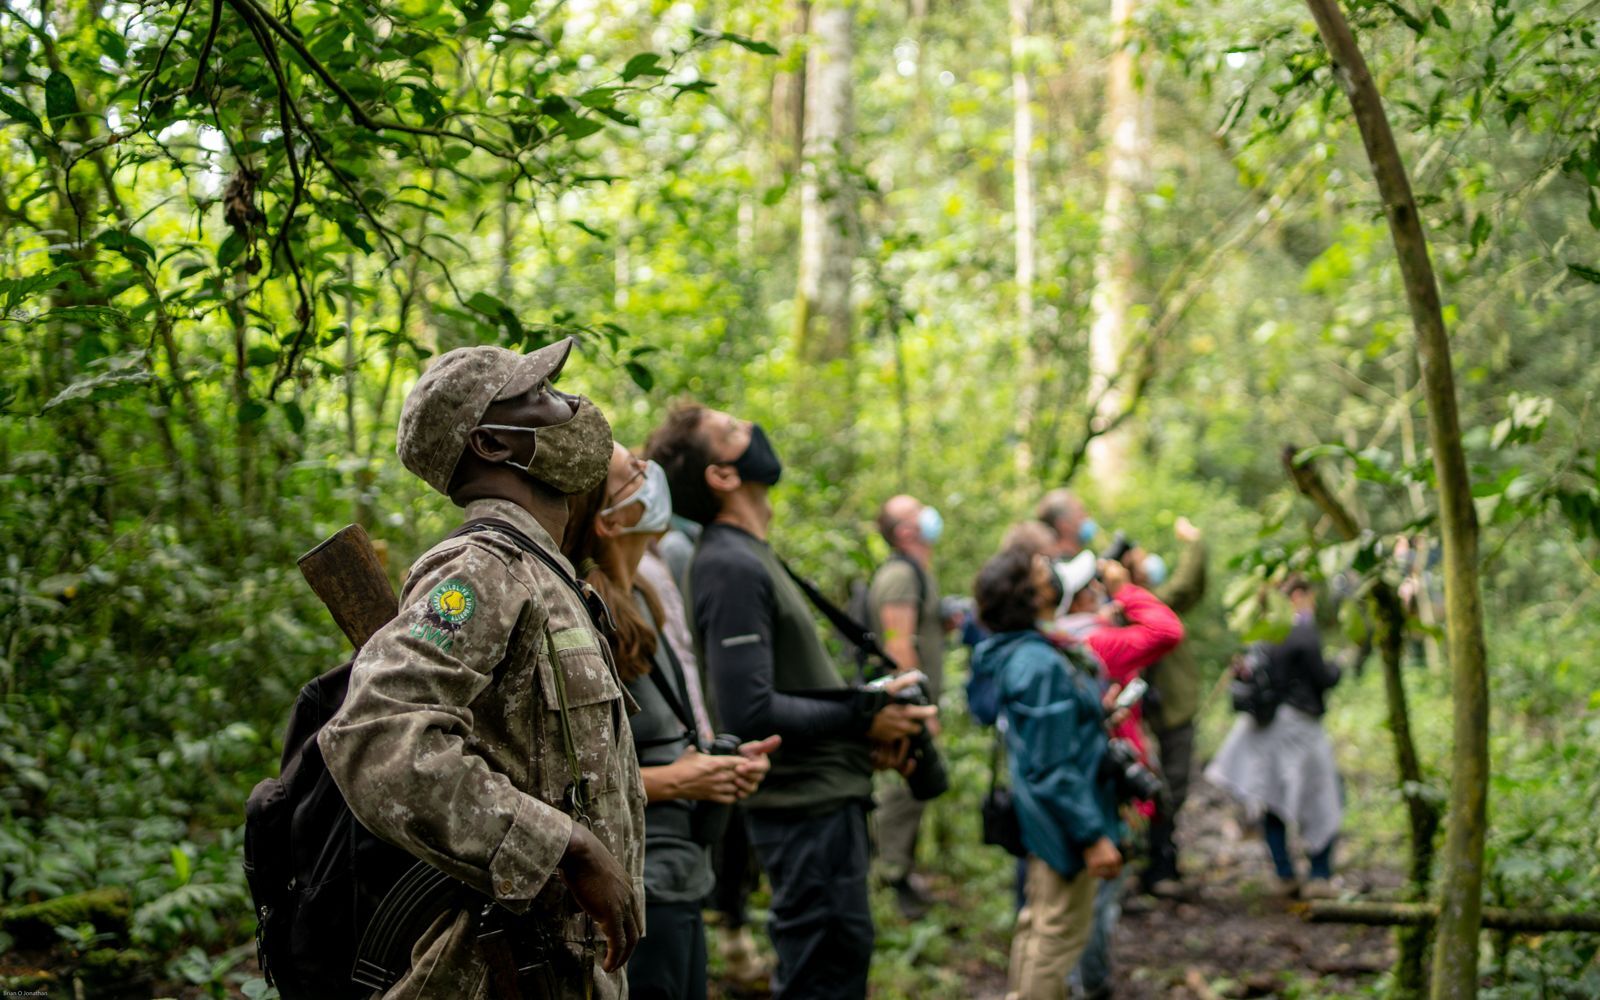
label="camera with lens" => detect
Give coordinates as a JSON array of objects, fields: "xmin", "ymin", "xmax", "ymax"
[
  {"xmin": 1101, "ymin": 531, "xmax": 1135, "ymax": 565},
  {"xmin": 862, "ymin": 672, "xmax": 950, "ymax": 802},
  {"xmin": 1099, "ymin": 736, "xmax": 1164, "ymax": 804}
]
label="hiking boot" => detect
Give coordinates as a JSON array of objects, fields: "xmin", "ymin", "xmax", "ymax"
[
  {"xmin": 1147, "ymin": 877, "xmax": 1186, "ymax": 900},
  {"xmin": 1275, "ymin": 876, "xmax": 1303, "ymax": 899},
  {"xmin": 720, "ymin": 925, "xmax": 769, "ymax": 986},
  {"xmin": 1300, "ymin": 877, "xmax": 1339, "ymax": 900},
  {"xmin": 889, "ymin": 873, "xmax": 934, "ymax": 920}
]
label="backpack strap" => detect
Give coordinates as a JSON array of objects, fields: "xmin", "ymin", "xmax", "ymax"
[{"xmin": 891, "ymin": 551, "xmax": 930, "ymax": 617}]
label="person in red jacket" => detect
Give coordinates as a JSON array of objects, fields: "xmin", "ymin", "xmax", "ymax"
[{"xmin": 1050, "ymin": 550, "xmax": 1184, "ymax": 757}]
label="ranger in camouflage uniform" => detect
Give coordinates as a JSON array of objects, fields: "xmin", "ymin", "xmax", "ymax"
[{"xmin": 320, "ymin": 337, "xmax": 646, "ymax": 999}]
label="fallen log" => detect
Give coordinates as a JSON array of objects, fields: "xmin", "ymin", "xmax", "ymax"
[{"xmin": 1306, "ymin": 901, "xmax": 1600, "ymax": 934}]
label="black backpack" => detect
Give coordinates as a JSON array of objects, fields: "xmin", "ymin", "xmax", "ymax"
[
  {"xmin": 1229, "ymin": 643, "xmax": 1281, "ymax": 727},
  {"xmin": 244, "ymin": 519, "xmax": 606, "ymax": 998}
]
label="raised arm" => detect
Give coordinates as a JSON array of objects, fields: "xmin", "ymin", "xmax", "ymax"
[{"xmin": 1086, "ymin": 582, "xmax": 1185, "ymax": 683}]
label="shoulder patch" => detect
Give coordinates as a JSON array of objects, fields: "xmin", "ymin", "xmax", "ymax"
[
  {"xmin": 550, "ymin": 627, "xmax": 595, "ymax": 653},
  {"xmin": 427, "ymin": 578, "xmax": 478, "ymax": 628}
]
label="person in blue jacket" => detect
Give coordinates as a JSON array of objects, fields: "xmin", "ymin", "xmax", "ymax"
[{"xmin": 970, "ymin": 546, "xmax": 1126, "ymax": 1000}]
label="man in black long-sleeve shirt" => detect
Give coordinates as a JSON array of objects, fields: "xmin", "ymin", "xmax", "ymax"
[{"xmin": 647, "ymin": 404, "xmax": 934, "ymax": 999}]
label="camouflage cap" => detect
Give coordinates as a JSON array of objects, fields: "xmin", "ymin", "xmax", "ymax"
[{"xmin": 397, "ymin": 338, "xmax": 575, "ymax": 495}]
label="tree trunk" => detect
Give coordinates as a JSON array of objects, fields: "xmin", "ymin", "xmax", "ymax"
[
  {"xmin": 1308, "ymin": 902, "xmax": 1600, "ymax": 935},
  {"xmin": 1011, "ymin": 0, "xmax": 1039, "ymax": 473},
  {"xmin": 1284, "ymin": 446, "xmax": 1441, "ymax": 998},
  {"xmin": 794, "ymin": 1, "xmax": 856, "ymax": 362},
  {"xmin": 770, "ymin": 1, "xmax": 812, "ymax": 175},
  {"xmin": 1085, "ymin": 0, "xmax": 1146, "ymax": 487},
  {"xmin": 1300, "ymin": 4, "xmax": 1491, "ymax": 998}
]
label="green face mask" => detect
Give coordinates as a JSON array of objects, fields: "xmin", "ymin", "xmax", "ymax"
[{"xmin": 480, "ymin": 396, "xmax": 614, "ymax": 495}]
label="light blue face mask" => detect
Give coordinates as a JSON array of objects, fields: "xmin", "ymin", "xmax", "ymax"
[
  {"xmin": 918, "ymin": 505, "xmax": 944, "ymax": 544},
  {"xmin": 1078, "ymin": 518, "xmax": 1099, "ymax": 545},
  {"xmin": 1142, "ymin": 554, "xmax": 1168, "ymax": 587},
  {"xmin": 601, "ymin": 460, "xmax": 673, "ymax": 535}
]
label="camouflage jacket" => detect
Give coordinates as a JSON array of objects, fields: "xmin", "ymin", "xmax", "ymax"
[{"xmin": 320, "ymin": 498, "xmax": 645, "ymax": 999}]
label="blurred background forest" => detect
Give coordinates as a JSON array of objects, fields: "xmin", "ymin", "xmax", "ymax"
[{"xmin": 2, "ymin": 0, "xmax": 1599, "ymax": 995}]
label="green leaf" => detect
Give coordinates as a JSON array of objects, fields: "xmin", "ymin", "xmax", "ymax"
[
  {"xmin": 1567, "ymin": 263, "xmax": 1600, "ymax": 284},
  {"xmin": 624, "ymin": 361, "xmax": 654, "ymax": 391},
  {"xmin": 621, "ymin": 53, "xmax": 667, "ymax": 82},
  {"xmin": 569, "ymin": 220, "xmax": 611, "ymax": 240},
  {"xmin": 0, "ymin": 91, "xmax": 42, "ymax": 131},
  {"xmin": 44, "ymin": 71, "xmax": 78, "ymax": 134},
  {"xmin": 41, "ymin": 306, "xmax": 130, "ymax": 331},
  {"xmin": 554, "ymin": 113, "xmax": 603, "ymax": 141},
  {"xmin": 246, "ymin": 345, "xmax": 279, "ymax": 367},
  {"xmin": 408, "ymin": 85, "xmax": 446, "ymax": 126},
  {"xmin": 576, "ymin": 87, "xmax": 624, "ymax": 108},
  {"xmin": 217, "ymin": 231, "xmax": 248, "ymax": 269},
  {"xmin": 335, "ymin": 217, "xmax": 373, "ymax": 254},
  {"xmin": 238, "ymin": 400, "xmax": 268, "ymax": 424},
  {"xmin": 96, "ymin": 27, "xmax": 128, "ymax": 62},
  {"xmin": 1469, "ymin": 213, "xmax": 1491, "ymax": 250},
  {"xmin": 693, "ymin": 28, "xmax": 780, "ymax": 56},
  {"xmin": 466, "ymin": 291, "xmax": 507, "ymax": 317},
  {"xmin": 40, "ymin": 358, "xmax": 154, "ymax": 412},
  {"xmin": 1430, "ymin": 5, "xmax": 1450, "ymax": 28},
  {"xmin": 170, "ymin": 846, "xmax": 192, "ymax": 886},
  {"xmin": 281, "ymin": 400, "xmax": 306, "ymax": 434},
  {"xmin": 0, "ymin": 267, "xmax": 73, "ymax": 310},
  {"xmin": 1380, "ymin": 1, "xmax": 1427, "ymax": 34},
  {"xmin": 97, "ymin": 230, "xmax": 156, "ymax": 265}
]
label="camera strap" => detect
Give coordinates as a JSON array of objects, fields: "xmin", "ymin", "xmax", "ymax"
[
  {"xmin": 635, "ymin": 599, "xmax": 698, "ymax": 750},
  {"xmin": 778, "ymin": 558, "xmax": 895, "ymax": 681}
]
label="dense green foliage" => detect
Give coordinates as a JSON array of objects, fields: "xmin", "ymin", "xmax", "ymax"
[{"xmin": 3, "ymin": 0, "xmax": 1599, "ymax": 994}]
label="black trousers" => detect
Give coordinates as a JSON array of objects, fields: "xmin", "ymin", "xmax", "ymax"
[
  {"xmin": 627, "ymin": 899, "xmax": 708, "ymax": 1000},
  {"xmin": 746, "ymin": 800, "xmax": 874, "ymax": 1000},
  {"xmin": 1144, "ymin": 721, "xmax": 1196, "ymax": 885}
]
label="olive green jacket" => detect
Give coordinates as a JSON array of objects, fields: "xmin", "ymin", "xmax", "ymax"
[
  {"xmin": 320, "ymin": 498, "xmax": 646, "ymax": 999},
  {"xmin": 1146, "ymin": 539, "xmax": 1207, "ymax": 732}
]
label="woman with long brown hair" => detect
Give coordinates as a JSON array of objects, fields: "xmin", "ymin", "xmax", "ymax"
[{"xmin": 564, "ymin": 441, "xmax": 779, "ymax": 1000}]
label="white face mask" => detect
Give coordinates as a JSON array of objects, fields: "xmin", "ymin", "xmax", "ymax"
[{"xmin": 601, "ymin": 459, "xmax": 673, "ymax": 535}]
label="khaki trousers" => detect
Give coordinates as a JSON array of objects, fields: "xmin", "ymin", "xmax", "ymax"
[
  {"xmin": 1006, "ymin": 855, "xmax": 1097, "ymax": 1000},
  {"xmin": 873, "ymin": 779, "xmax": 926, "ymax": 883}
]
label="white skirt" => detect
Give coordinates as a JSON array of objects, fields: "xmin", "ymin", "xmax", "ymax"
[{"xmin": 1204, "ymin": 705, "xmax": 1343, "ymax": 854}]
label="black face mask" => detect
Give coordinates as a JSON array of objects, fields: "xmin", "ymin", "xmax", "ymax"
[{"xmin": 732, "ymin": 423, "xmax": 783, "ymax": 486}]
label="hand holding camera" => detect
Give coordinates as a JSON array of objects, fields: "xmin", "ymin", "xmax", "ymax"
[{"xmin": 861, "ymin": 670, "xmax": 948, "ymax": 800}]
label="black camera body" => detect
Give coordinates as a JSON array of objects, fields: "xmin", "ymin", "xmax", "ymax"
[
  {"xmin": 702, "ymin": 733, "xmax": 742, "ymax": 756},
  {"xmin": 860, "ymin": 674, "xmax": 950, "ymax": 802},
  {"xmin": 1099, "ymin": 736, "xmax": 1164, "ymax": 805},
  {"xmin": 1101, "ymin": 531, "xmax": 1135, "ymax": 564}
]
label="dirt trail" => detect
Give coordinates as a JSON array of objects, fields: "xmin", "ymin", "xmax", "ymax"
[{"xmin": 971, "ymin": 777, "xmax": 1398, "ymax": 999}]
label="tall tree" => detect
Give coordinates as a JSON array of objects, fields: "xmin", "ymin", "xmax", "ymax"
[
  {"xmin": 1085, "ymin": 0, "xmax": 1147, "ymax": 486},
  {"xmin": 794, "ymin": 1, "xmax": 857, "ymax": 362},
  {"xmin": 1011, "ymin": 0, "xmax": 1039, "ymax": 472},
  {"xmin": 1300, "ymin": 3, "xmax": 1491, "ymax": 997},
  {"xmin": 770, "ymin": 2, "xmax": 812, "ymax": 175}
]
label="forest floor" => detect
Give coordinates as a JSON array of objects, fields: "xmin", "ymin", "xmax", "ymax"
[{"xmin": 957, "ymin": 777, "xmax": 1400, "ymax": 1000}]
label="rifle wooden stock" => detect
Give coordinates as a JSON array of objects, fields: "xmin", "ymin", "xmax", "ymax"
[{"xmin": 299, "ymin": 524, "xmax": 399, "ymax": 650}]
